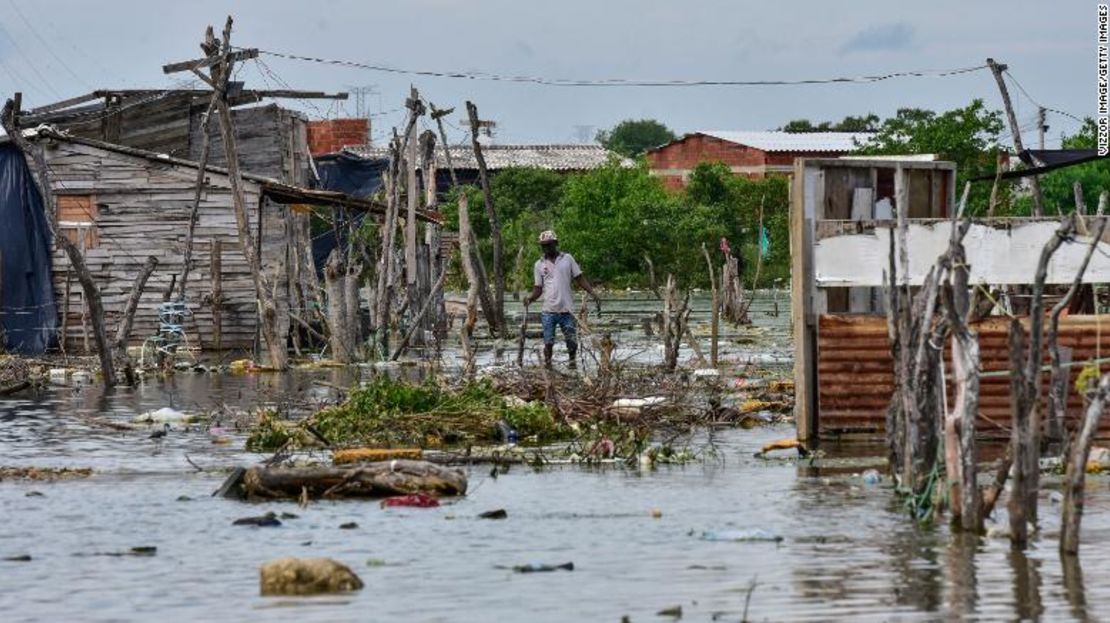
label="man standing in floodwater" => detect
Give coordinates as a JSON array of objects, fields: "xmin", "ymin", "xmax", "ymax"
[{"xmin": 523, "ymin": 230, "xmax": 600, "ymax": 369}]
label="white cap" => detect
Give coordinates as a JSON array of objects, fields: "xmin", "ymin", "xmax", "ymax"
[{"xmin": 538, "ymin": 230, "xmax": 558, "ymax": 243}]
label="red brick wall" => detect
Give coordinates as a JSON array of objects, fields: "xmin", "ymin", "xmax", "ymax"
[
  {"xmin": 307, "ymin": 118, "xmax": 369, "ymax": 156},
  {"xmin": 646, "ymin": 133, "xmax": 851, "ymax": 188},
  {"xmin": 646, "ymin": 134, "xmax": 766, "ymax": 172}
]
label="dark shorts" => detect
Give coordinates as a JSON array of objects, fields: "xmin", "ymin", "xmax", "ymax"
[{"xmin": 541, "ymin": 312, "xmax": 577, "ymax": 345}]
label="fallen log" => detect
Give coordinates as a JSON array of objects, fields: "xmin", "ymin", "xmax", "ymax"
[{"xmin": 216, "ymin": 460, "xmax": 467, "ymax": 500}]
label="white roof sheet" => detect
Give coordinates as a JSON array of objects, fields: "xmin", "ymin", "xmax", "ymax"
[{"xmin": 697, "ymin": 131, "xmax": 873, "ymax": 152}]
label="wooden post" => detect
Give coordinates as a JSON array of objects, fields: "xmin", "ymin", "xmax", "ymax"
[
  {"xmin": 1038, "ymin": 107, "xmax": 1047, "ymax": 151},
  {"xmin": 113, "ymin": 255, "xmax": 159, "ymax": 359},
  {"xmin": 792, "ymin": 160, "xmax": 818, "ymax": 443},
  {"xmin": 1, "ymin": 99, "xmax": 117, "ymax": 385},
  {"xmin": 466, "ymin": 100, "xmax": 506, "ymax": 337},
  {"xmin": 702, "ymin": 243, "xmax": 718, "ymax": 367},
  {"xmin": 61, "ymin": 272, "xmax": 71, "ymax": 362},
  {"xmin": 210, "ymin": 238, "xmax": 222, "ymax": 352},
  {"xmin": 404, "ymin": 87, "xmax": 422, "ymax": 343},
  {"xmin": 987, "ymin": 58, "xmax": 1044, "ymax": 217},
  {"xmin": 430, "ymin": 102, "xmax": 497, "ymax": 335}
]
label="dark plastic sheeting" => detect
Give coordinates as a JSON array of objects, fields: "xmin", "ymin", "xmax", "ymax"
[{"xmin": 0, "ymin": 143, "xmax": 57, "ymax": 354}]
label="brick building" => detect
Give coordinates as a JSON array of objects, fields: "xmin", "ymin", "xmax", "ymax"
[
  {"xmin": 645, "ymin": 131, "xmax": 871, "ymax": 189},
  {"xmin": 307, "ymin": 118, "xmax": 370, "ymax": 156}
]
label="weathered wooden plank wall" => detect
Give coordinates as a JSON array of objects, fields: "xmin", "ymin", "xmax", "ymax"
[
  {"xmin": 42, "ymin": 140, "xmax": 278, "ymax": 352},
  {"xmin": 817, "ymin": 314, "xmax": 1110, "ymax": 439}
]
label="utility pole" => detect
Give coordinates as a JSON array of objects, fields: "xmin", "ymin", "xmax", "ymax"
[
  {"xmin": 987, "ymin": 58, "xmax": 1044, "ymax": 217},
  {"xmin": 163, "ymin": 17, "xmax": 288, "ymax": 369}
]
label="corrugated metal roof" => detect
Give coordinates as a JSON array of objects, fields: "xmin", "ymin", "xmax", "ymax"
[
  {"xmin": 344, "ymin": 143, "xmax": 622, "ymax": 171},
  {"xmin": 697, "ymin": 131, "xmax": 872, "ymax": 152}
]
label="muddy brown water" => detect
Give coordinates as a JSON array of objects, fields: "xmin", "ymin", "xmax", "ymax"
[{"xmin": 2, "ymin": 293, "xmax": 1108, "ymax": 621}]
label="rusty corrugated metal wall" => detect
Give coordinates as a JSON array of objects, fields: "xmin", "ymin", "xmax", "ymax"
[{"xmin": 817, "ymin": 314, "xmax": 1110, "ymax": 439}]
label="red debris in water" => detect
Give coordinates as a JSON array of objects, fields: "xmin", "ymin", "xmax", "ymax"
[{"xmin": 380, "ymin": 493, "xmax": 440, "ymax": 508}]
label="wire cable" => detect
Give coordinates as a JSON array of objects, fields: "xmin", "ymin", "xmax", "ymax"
[{"xmin": 250, "ymin": 48, "xmax": 987, "ymax": 88}]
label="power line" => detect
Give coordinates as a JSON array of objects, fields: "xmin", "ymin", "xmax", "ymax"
[
  {"xmin": 6, "ymin": 0, "xmax": 91, "ymax": 90},
  {"xmin": 0, "ymin": 20, "xmax": 62, "ymax": 100},
  {"xmin": 249, "ymin": 48, "xmax": 987, "ymax": 88},
  {"xmin": 1004, "ymin": 70, "xmax": 1086, "ymax": 125}
]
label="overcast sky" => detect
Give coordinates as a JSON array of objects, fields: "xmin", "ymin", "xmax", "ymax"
[{"xmin": 0, "ymin": 0, "xmax": 1098, "ymax": 148}]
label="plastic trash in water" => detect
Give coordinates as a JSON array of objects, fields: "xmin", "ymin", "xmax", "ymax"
[
  {"xmin": 699, "ymin": 529, "xmax": 783, "ymax": 543},
  {"xmin": 510, "ymin": 562, "xmax": 574, "ymax": 573},
  {"xmin": 380, "ymin": 493, "xmax": 440, "ymax": 509},
  {"xmin": 861, "ymin": 469, "xmax": 882, "ymax": 485},
  {"xmin": 496, "ymin": 420, "xmax": 519, "ymax": 444},
  {"xmin": 132, "ymin": 407, "xmax": 193, "ymax": 424}
]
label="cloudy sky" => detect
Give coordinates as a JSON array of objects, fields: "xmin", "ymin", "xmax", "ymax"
[{"xmin": 0, "ymin": 0, "xmax": 1097, "ymax": 147}]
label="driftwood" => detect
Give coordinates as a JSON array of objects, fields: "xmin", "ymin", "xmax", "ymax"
[
  {"xmin": 1061, "ymin": 373, "xmax": 1110, "ymax": 555},
  {"xmin": 217, "ymin": 460, "xmax": 467, "ymax": 500}
]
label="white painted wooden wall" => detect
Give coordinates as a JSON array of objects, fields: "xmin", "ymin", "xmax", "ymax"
[{"xmin": 815, "ymin": 220, "xmax": 1110, "ymax": 287}]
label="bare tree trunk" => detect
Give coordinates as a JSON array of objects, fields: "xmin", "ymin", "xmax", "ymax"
[
  {"xmin": 1061, "ymin": 373, "xmax": 1110, "ymax": 555},
  {"xmin": 1049, "ymin": 190, "xmax": 1108, "ymax": 450},
  {"xmin": 1, "ymin": 100, "xmax": 117, "ymax": 385},
  {"xmin": 375, "ymin": 136, "xmax": 404, "ymax": 356},
  {"xmin": 210, "ymin": 238, "xmax": 223, "ymax": 352},
  {"xmin": 939, "ymin": 191, "xmax": 980, "ymax": 531},
  {"xmin": 703, "ymin": 243, "xmax": 719, "ymax": 367},
  {"xmin": 458, "ymin": 194, "xmax": 479, "ymax": 377},
  {"xmin": 466, "ymin": 100, "xmax": 506, "ymax": 337},
  {"xmin": 661, "ymin": 275, "xmax": 689, "ymax": 372},
  {"xmin": 1008, "ymin": 318, "xmax": 1032, "ymax": 544},
  {"xmin": 429, "ymin": 102, "xmax": 497, "ymax": 336},
  {"xmin": 324, "ymin": 250, "xmax": 350, "ymax": 363}
]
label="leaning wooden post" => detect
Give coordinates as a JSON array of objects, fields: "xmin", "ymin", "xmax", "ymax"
[
  {"xmin": 113, "ymin": 255, "xmax": 159, "ymax": 360},
  {"xmin": 1061, "ymin": 373, "xmax": 1110, "ymax": 555},
  {"xmin": 466, "ymin": 100, "xmax": 506, "ymax": 337},
  {"xmin": 987, "ymin": 57, "xmax": 1044, "ymax": 217},
  {"xmin": 404, "ymin": 87, "xmax": 425, "ymax": 345},
  {"xmin": 701, "ymin": 243, "xmax": 719, "ymax": 367},
  {"xmin": 1, "ymin": 99, "xmax": 117, "ymax": 385},
  {"xmin": 176, "ymin": 27, "xmax": 221, "ymax": 302}
]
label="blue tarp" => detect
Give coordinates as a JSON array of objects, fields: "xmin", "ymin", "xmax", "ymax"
[
  {"xmin": 314, "ymin": 152, "xmax": 388, "ymax": 199},
  {"xmin": 0, "ymin": 143, "xmax": 56, "ymax": 353},
  {"xmin": 311, "ymin": 153, "xmax": 388, "ymax": 272}
]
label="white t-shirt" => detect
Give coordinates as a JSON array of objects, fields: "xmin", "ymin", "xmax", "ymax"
[{"xmin": 533, "ymin": 253, "xmax": 582, "ymax": 313}]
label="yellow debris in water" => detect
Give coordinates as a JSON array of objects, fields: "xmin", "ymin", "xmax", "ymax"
[
  {"xmin": 1086, "ymin": 461, "xmax": 1104, "ymax": 474},
  {"xmin": 650, "ymin": 509, "xmax": 663, "ymax": 519},
  {"xmin": 333, "ymin": 448, "xmax": 424, "ymax": 464},
  {"xmin": 761, "ymin": 438, "xmax": 801, "ymax": 454}
]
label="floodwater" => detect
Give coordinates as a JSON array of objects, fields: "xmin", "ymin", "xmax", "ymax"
[{"xmin": 2, "ymin": 292, "xmax": 1109, "ymax": 622}]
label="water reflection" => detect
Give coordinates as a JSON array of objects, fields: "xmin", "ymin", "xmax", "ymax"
[
  {"xmin": 1008, "ymin": 545, "xmax": 1044, "ymax": 621},
  {"xmin": 1061, "ymin": 553, "xmax": 1092, "ymax": 623},
  {"xmin": 943, "ymin": 532, "xmax": 978, "ymax": 619}
]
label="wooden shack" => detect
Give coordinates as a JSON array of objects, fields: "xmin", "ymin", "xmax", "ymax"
[
  {"xmin": 21, "ymin": 128, "xmax": 405, "ymax": 354},
  {"xmin": 792, "ymin": 157, "xmax": 1110, "ymax": 442}
]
